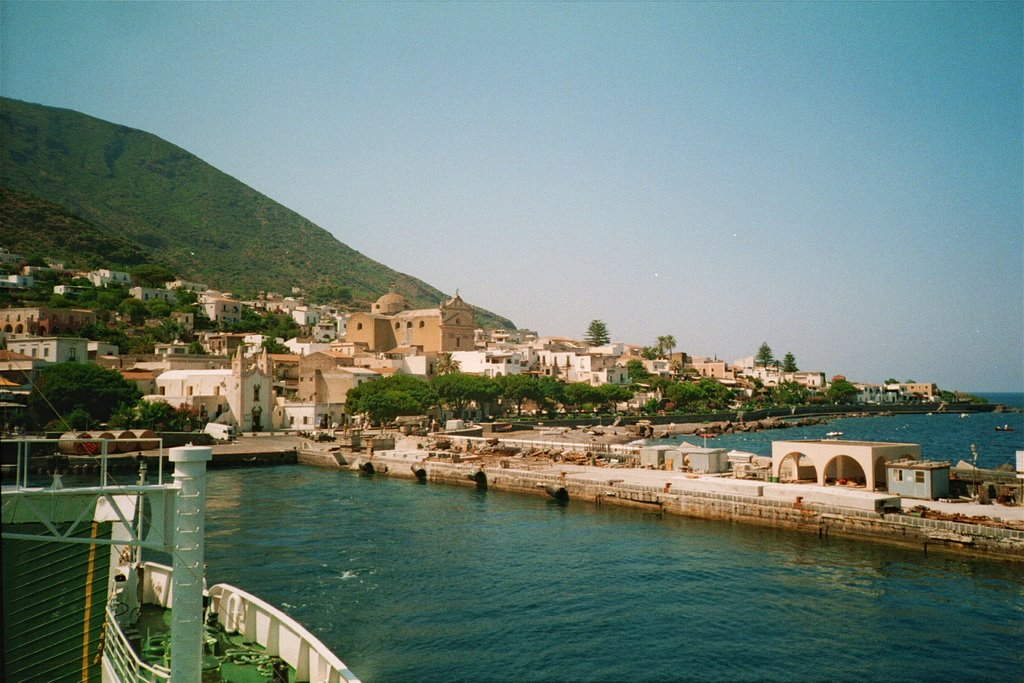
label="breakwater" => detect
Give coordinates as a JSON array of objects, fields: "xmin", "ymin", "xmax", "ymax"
[{"xmin": 316, "ymin": 447, "xmax": 1024, "ymax": 562}]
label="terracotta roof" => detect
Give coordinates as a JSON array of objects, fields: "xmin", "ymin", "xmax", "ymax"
[
  {"xmin": 0, "ymin": 350, "xmax": 34, "ymax": 361},
  {"xmin": 268, "ymin": 353, "xmax": 300, "ymax": 362},
  {"xmin": 119, "ymin": 370, "xmax": 155, "ymax": 380}
]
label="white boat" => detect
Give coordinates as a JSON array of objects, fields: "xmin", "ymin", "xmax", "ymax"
[
  {"xmin": 1, "ymin": 437, "xmax": 361, "ymax": 682},
  {"xmin": 825, "ymin": 431, "xmax": 843, "ymax": 439}
]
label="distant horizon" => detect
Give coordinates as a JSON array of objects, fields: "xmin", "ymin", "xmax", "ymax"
[{"xmin": 2, "ymin": 2, "xmax": 1020, "ymax": 392}]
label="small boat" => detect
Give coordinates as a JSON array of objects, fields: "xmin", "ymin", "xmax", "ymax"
[
  {"xmin": 995, "ymin": 425, "xmax": 1014, "ymax": 432},
  {"xmin": 825, "ymin": 431, "xmax": 843, "ymax": 439},
  {"xmin": 696, "ymin": 432, "xmax": 717, "ymax": 439},
  {"xmin": 960, "ymin": 413, "xmax": 969, "ymax": 418}
]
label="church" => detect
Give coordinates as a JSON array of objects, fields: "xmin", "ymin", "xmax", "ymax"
[{"xmin": 344, "ymin": 289, "xmax": 476, "ymax": 354}]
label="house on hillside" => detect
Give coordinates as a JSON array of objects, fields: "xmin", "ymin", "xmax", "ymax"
[
  {"xmin": 87, "ymin": 269, "xmax": 131, "ymax": 288},
  {"xmin": 0, "ymin": 307, "xmax": 96, "ymax": 336}
]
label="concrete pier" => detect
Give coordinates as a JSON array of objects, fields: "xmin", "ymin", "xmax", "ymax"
[{"xmin": 357, "ymin": 448, "xmax": 1024, "ymax": 562}]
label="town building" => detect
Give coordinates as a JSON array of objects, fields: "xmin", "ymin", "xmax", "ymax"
[
  {"xmin": 344, "ymin": 290, "xmax": 476, "ymax": 354},
  {"xmin": 0, "ymin": 307, "xmax": 96, "ymax": 336},
  {"xmin": 130, "ymin": 286, "xmax": 176, "ymax": 304},
  {"xmin": 87, "ymin": 268, "xmax": 131, "ymax": 288},
  {"xmin": 5, "ymin": 336, "xmax": 88, "ymax": 363}
]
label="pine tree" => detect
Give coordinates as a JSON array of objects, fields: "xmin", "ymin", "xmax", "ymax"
[
  {"xmin": 782, "ymin": 352, "xmax": 798, "ymax": 372},
  {"xmin": 755, "ymin": 342, "xmax": 775, "ymax": 367},
  {"xmin": 584, "ymin": 320, "xmax": 610, "ymax": 346}
]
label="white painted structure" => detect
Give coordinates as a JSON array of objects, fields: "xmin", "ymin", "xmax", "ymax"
[{"xmin": 771, "ymin": 440, "xmax": 921, "ymax": 491}]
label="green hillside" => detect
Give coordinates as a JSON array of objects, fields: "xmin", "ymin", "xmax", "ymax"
[{"xmin": 0, "ymin": 97, "xmax": 513, "ymax": 328}]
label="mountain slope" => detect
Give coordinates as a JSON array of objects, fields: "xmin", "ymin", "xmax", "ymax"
[{"xmin": 0, "ymin": 97, "xmax": 513, "ymax": 328}]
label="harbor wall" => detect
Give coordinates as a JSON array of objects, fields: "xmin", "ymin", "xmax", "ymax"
[{"xmin": 349, "ymin": 451, "xmax": 1024, "ymax": 562}]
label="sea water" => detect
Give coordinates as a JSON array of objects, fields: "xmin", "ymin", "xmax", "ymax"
[{"xmin": 203, "ymin": 411, "xmax": 1023, "ymax": 682}]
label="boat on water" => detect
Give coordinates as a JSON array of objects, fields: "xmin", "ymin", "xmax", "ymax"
[
  {"xmin": 825, "ymin": 431, "xmax": 843, "ymax": 439},
  {"xmin": 995, "ymin": 424, "xmax": 1014, "ymax": 432},
  {"xmin": 1, "ymin": 437, "xmax": 361, "ymax": 683}
]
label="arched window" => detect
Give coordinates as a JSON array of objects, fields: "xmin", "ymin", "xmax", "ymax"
[
  {"xmin": 406, "ymin": 322, "xmax": 413, "ymax": 328},
  {"xmin": 356, "ymin": 323, "xmax": 363, "ymax": 330},
  {"xmin": 395, "ymin": 322, "xmax": 400, "ymax": 329}
]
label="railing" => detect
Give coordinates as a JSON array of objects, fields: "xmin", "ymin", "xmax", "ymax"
[
  {"xmin": 5, "ymin": 437, "xmax": 167, "ymax": 491},
  {"xmin": 449, "ymin": 434, "xmax": 642, "ymax": 456},
  {"xmin": 209, "ymin": 583, "xmax": 362, "ymax": 683},
  {"xmin": 103, "ymin": 604, "xmax": 170, "ymax": 683}
]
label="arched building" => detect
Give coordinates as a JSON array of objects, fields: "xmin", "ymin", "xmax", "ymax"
[
  {"xmin": 771, "ymin": 439, "xmax": 921, "ymax": 491},
  {"xmin": 345, "ymin": 289, "xmax": 476, "ymax": 354}
]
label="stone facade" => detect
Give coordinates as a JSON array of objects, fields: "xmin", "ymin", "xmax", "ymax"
[{"xmin": 345, "ymin": 290, "xmax": 476, "ymax": 354}]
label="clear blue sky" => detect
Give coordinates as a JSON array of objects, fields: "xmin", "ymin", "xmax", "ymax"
[{"xmin": 2, "ymin": 1, "xmax": 1021, "ymax": 392}]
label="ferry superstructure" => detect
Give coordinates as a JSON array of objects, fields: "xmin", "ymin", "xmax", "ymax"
[{"xmin": 1, "ymin": 437, "xmax": 361, "ymax": 683}]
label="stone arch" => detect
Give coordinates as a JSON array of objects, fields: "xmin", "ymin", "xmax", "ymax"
[
  {"xmin": 3, "ymin": 324, "xmax": 11, "ymax": 333},
  {"xmin": 15, "ymin": 324, "xmax": 24, "ymax": 334},
  {"xmin": 777, "ymin": 451, "xmax": 817, "ymax": 483},
  {"xmin": 823, "ymin": 454, "xmax": 866, "ymax": 486}
]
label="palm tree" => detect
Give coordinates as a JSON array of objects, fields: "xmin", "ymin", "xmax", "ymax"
[
  {"xmin": 656, "ymin": 335, "xmax": 676, "ymax": 359},
  {"xmin": 435, "ymin": 352, "xmax": 461, "ymax": 376}
]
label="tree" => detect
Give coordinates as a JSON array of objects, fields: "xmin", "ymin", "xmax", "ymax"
[
  {"xmin": 640, "ymin": 346, "xmax": 659, "ymax": 360},
  {"xmin": 29, "ymin": 362, "xmax": 142, "ymax": 429},
  {"xmin": 495, "ymin": 374, "xmax": 543, "ymax": 416},
  {"xmin": 625, "ymin": 359, "xmax": 650, "ymax": 383},
  {"xmin": 584, "ymin": 320, "xmax": 610, "ymax": 346},
  {"xmin": 755, "ymin": 342, "xmax": 775, "ymax": 367},
  {"xmin": 118, "ymin": 297, "xmax": 149, "ymax": 324},
  {"xmin": 826, "ymin": 379, "xmax": 859, "ymax": 404},
  {"xmin": 145, "ymin": 299, "xmax": 172, "ymax": 318},
  {"xmin": 781, "ymin": 352, "xmax": 798, "ymax": 373},
  {"xmin": 346, "ymin": 375, "xmax": 437, "ymax": 426},
  {"xmin": 129, "ymin": 264, "xmax": 176, "ymax": 288},
  {"xmin": 666, "ymin": 378, "xmax": 734, "ymax": 413},
  {"xmin": 432, "ymin": 373, "xmax": 499, "ymax": 417},
  {"xmin": 563, "ymin": 382, "xmax": 603, "ymax": 412},
  {"xmin": 598, "ymin": 383, "xmax": 633, "ymax": 413},
  {"xmin": 435, "ymin": 352, "xmax": 461, "ymax": 375},
  {"xmin": 771, "ymin": 381, "xmax": 809, "ymax": 406},
  {"xmin": 656, "ymin": 335, "xmax": 676, "ymax": 358}
]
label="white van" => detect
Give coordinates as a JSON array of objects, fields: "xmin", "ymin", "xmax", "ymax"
[{"xmin": 204, "ymin": 423, "xmax": 235, "ymax": 441}]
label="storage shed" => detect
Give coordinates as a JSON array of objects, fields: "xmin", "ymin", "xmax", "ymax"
[
  {"xmin": 677, "ymin": 446, "xmax": 729, "ymax": 473},
  {"xmin": 639, "ymin": 445, "xmax": 680, "ymax": 469},
  {"xmin": 886, "ymin": 460, "xmax": 950, "ymax": 500}
]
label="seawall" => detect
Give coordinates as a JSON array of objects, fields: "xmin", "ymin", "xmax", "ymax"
[{"xmin": 324, "ymin": 448, "xmax": 1024, "ymax": 563}]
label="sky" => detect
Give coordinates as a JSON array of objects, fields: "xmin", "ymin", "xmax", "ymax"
[{"xmin": 1, "ymin": 1, "xmax": 1021, "ymax": 392}]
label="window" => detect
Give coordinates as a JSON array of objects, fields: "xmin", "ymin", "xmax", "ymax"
[
  {"xmin": 43, "ymin": 347, "xmax": 49, "ymax": 357},
  {"xmin": 895, "ymin": 470, "xmax": 903, "ymax": 482},
  {"xmin": 395, "ymin": 322, "xmax": 400, "ymax": 330},
  {"xmin": 357, "ymin": 323, "xmax": 363, "ymax": 330},
  {"xmin": 456, "ymin": 337, "xmax": 461, "ymax": 348},
  {"xmin": 915, "ymin": 471, "xmax": 925, "ymax": 484},
  {"xmin": 253, "ymin": 385, "xmax": 261, "ymax": 401},
  {"xmin": 419, "ymin": 321, "xmax": 425, "ymax": 328}
]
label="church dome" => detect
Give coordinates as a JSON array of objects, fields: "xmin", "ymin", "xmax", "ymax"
[{"xmin": 373, "ymin": 290, "xmax": 410, "ymax": 315}]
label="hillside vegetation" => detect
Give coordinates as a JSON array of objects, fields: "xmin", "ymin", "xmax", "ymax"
[{"xmin": 0, "ymin": 97, "xmax": 513, "ymax": 328}]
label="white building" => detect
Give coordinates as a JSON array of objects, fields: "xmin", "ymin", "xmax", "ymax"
[
  {"xmin": 130, "ymin": 286, "xmax": 175, "ymax": 304},
  {"xmin": 6, "ymin": 336, "xmax": 89, "ymax": 363},
  {"xmin": 87, "ymin": 269, "xmax": 131, "ymax": 288},
  {"xmin": 200, "ymin": 294, "xmax": 245, "ymax": 326},
  {"xmin": 166, "ymin": 278, "xmax": 208, "ymax": 293},
  {"xmin": 149, "ymin": 348, "xmax": 273, "ymax": 431}
]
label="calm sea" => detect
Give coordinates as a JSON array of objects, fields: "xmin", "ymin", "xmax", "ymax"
[{"xmin": 202, "ymin": 407, "xmax": 1023, "ymax": 682}]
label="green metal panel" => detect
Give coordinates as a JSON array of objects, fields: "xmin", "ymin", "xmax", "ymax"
[{"xmin": 2, "ymin": 522, "xmax": 112, "ymax": 682}]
